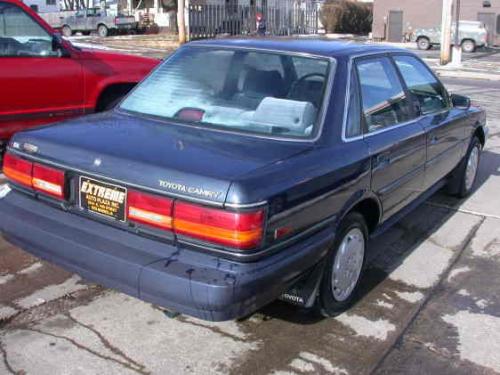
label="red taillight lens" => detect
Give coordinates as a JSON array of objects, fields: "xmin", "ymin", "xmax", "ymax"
[
  {"xmin": 127, "ymin": 190, "xmax": 173, "ymax": 230},
  {"xmin": 173, "ymin": 202, "xmax": 264, "ymax": 249},
  {"xmin": 32, "ymin": 164, "xmax": 65, "ymax": 199},
  {"xmin": 3, "ymin": 152, "xmax": 65, "ymax": 200},
  {"xmin": 3, "ymin": 153, "xmax": 33, "ymax": 188}
]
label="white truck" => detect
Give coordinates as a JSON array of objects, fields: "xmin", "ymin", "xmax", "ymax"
[{"xmin": 59, "ymin": 8, "xmax": 137, "ymax": 37}]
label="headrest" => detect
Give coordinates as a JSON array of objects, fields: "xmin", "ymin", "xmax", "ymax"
[
  {"xmin": 252, "ymin": 97, "xmax": 317, "ymax": 133},
  {"xmin": 243, "ymin": 69, "xmax": 285, "ymax": 98}
]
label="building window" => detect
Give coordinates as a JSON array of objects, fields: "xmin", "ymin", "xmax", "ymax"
[
  {"xmin": 30, "ymin": 4, "xmax": 39, "ymax": 12},
  {"xmin": 46, "ymin": 0, "xmax": 56, "ymax": 5}
]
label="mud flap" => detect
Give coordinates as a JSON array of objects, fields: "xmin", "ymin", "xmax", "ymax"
[{"xmin": 278, "ymin": 260, "xmax": 327, "ymax": 308}]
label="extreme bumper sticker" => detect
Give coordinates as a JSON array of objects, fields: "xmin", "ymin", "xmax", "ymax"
[{"xmin": 79, "ymin": 176, "xmax": 127, "ymax": 222}]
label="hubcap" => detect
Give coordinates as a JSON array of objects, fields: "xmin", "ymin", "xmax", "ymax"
[
  {"xmin": 463, "ymin": 41, "xmax": 474, "ymax": 52},
  {"xmin": 465, "ymin": 146, "xmax": 479, "ymax": 191},
  {"xmin": 332, "ymin": 228, "xmax": 365, "ymax": 302}
]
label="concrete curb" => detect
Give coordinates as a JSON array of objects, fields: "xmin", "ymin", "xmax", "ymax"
[{"xmin": 433, "ymin": 69, "xmax": 500, "ymax": 81}]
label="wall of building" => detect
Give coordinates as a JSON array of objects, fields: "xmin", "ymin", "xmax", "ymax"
[
  {"xmin": 373, "ymin": 0, "xmax": 500, "ymax": 42},
  {"xmin": 23, "ymin": 0, "xmax": 59, "ymax": 13}
]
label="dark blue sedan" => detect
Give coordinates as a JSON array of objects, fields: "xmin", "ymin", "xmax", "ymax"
[{"xmin": 0, "ymin": 39, "xmax": 488, "ymax": 321}]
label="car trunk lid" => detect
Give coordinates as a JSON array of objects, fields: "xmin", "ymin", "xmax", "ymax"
[{"xmin": 10, "ymin": 112, "xmax": 312, "ymax": 205}]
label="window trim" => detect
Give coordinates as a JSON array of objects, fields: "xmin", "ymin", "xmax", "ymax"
[
  {"xmin": 355, "ymin": 54, "xmax": 416, "ymax": 136},
  {"xmin": 0, "ymin": 1, "xmax": 61, "ymax": 59},
  {"xmin": 342, "ymin": 51, "xmax": 448, "ymax": 143},
  {"xmin": 390, "ymin": 53, "xmax": 451, "ymax": 116},
  {"xmin": 117, "ymin": 44, "xmax": 338, "ymax": 144}
]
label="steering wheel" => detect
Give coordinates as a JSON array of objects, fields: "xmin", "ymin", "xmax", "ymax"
[{"xmin": 287, "ymin": 73, "xmax": 327, "ymax": 102}]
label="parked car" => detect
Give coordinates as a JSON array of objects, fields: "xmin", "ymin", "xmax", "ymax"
[
  {"xmin": 0, "ymin": 0, "xmax": 159, "ymax": 163},
  {"xmin": 60, "ymin": 8, "xmax": 137, "ymax": 38},
  {"xmin": 0, "ymin": 39, "xmax": 488, "ymax": 321},
  {"xmin": 413, "ymin": 20, "xmax": 488, "ymax": 53}
]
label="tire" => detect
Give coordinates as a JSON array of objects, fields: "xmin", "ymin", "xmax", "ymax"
[
  {"xmin": 461, "ymin": 39, "xmax": 476, "ymax": 53},
  {"xmin": 317, "ymin": 212, "xmax": 368, "ymax": 317},
  {"xmin": 97, "ymin": 24, "xmax": 108, "ymax": 38},
  {"xmin": 62, "ymin": 25, "xmax": 72, "ymax": 38},
  {"xmin": 417, "ymin": 37, "xmax": 431, "ymax": 50},
  {"xmin": 447, "ymin": 137, "xmax": 481, "ymax": 198}
]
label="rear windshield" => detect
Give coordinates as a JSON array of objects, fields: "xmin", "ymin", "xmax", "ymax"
[{"xmin": 120, "ymin": 46, "xmax": 333, "ymax": 139}]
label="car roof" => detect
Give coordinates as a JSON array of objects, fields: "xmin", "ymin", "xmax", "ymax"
[{"xmin": 188, "ymin": 38, "xmax": 409, "ymax": 59}]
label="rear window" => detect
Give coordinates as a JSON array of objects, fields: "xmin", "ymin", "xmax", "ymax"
[{"xmin": 120, "ymin": 46, "xmax": 333, "ymax": 139}]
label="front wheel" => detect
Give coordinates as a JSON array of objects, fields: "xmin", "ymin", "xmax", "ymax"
[
  {"xmin": 97, "ymin": 24, "xmax": 108, "ymax": 37},
  {"xmin": 447, "ymin": 137, "xmax": 481, "ymax": 198},
  {"xmin": 317, "ymin": 212, "xmax": 367, "ymax": 317}
]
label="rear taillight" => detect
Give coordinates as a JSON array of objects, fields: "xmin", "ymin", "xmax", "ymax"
[
  {"xmin": 3, "ymin": 152, "xmax": 65, "ymax": 200},
  {"xmin": 3, "ymin": 153, "xmax": 33, "ymax": 188},
  {"xmin": 127, "ymin": 190, "xmax": 173, "ymax": 230},
  {"xmin": 173, "ymin": 202, "xmax": 264, "ymax": 250},
  {"xmin": 32, "ymin": 164, "xmax": 65, "ymax": 199}
]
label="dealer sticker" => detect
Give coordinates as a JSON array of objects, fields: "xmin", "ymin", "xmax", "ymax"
[{"xmin": 79, "ymin": 176, "xmax": 127, "ymax": 222}]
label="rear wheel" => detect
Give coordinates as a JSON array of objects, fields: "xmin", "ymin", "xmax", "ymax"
[
  {"xmin": 97, "ymin": 24, "xmax": 108, "ymax": 37},
  {"xmin": 318, "ymin": 212, "xmax": 367, "ymax": 317},
  {"xmin": 461, "ymin": 39, "xmax": 476, "ymax": 53},
  {"xmin": 62, "ymin": 25, "xmax": 72, "ymax": 38},
  {"xmin": 447, "ymin": 137, "xmax": 481, "ymax": 198},
  {"xmin": 417, "ymin": 37, "xmax": 431, "ymax": 50}
]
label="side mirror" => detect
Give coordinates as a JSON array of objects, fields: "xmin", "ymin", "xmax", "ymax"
[
  {"xmin": 52, "ymin": 33, "xmax": 70, "ymax": 57},
  {"xmin": 451, "ymin": 94, "xmax": 471, "ymax": 110}
]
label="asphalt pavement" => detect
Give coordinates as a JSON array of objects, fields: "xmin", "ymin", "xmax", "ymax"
[{"xmin": 0, "ymin": 59, "xmax": 499, "ymax": 374}]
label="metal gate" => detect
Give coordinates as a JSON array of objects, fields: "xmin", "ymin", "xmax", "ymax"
[
  {"xmin": 387, "ymin": 10, "xmax": 403, "ymax": 43},
  {"xmin": 188, "ymin": 0, "xmax": 319, "ymax": 40}
]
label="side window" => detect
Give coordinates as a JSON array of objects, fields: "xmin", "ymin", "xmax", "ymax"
[
  {"xmin": 0, "ymin": 2, "xmax": 56, "ymax": 57},
  {"xmin": 394, "ymin": 55, "xmax": 448, "ymax": 115},
  {"xmin": 346, "ymin": 69, "xmax": 362, "ymax": 138},
  {"xmin": 356, "ymin": 56, "xmax": 413, "ymax": 133},
  {"xmin": 497, "ymin": 15, "xmax": 500, "ymax": 34}
]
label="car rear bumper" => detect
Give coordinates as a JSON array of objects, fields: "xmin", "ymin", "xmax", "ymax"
[{"xmin": 0, "ymin": 190, "xmax": 334, "ymax": 321}]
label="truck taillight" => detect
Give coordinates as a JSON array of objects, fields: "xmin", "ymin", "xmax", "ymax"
[
  {"xmin": 173, "ymin": 202, "xmax": 264, "ymax": 250},
  {"xmin": 32, "ymin": 164, "xmax": 65, "ymax": 198},
  {"xmin": 3, "ymin": 153, "xmax": 33, "ymax": 188},
  {"xmin": 127, "ymin": 190, "xmax": 173, "ymax": 230},
  {"xmin": 3, "ymin": 153, "xmax": 65, "ymax": 200}
]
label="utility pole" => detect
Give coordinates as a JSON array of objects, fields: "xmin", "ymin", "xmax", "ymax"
[
  {"xmin": 451, "ymin": 0, "xmax": 462, "ymax": 65},
  {"xmin": 177, "ymin": 0, "xmax": 187, "ymax": 44},
  {"xmin": 440, "ymin": 0, "xmax": 453, "ymax": 65}
]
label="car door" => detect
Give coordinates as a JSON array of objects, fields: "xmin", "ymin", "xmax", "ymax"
[
  {"xmin": 392, "ymin": 55, "xmax": 468, "ymax": 190},
  {"xmin": 355, "ymin": 55, "xmax": 426, "ymax": 221},
  {"xmin": 0, "ymin": 1, "xmax": 83, "ymax": 141}
]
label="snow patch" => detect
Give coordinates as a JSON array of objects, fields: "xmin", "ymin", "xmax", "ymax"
[
  {"xmin": 336, "ymin": 313, "xmax": 396, "ymax": 341},
  {"xmin": 0, "ymin": 305, "xmax": 18, "ymax": 320},
  {"xmin": 447, "ymin": 266, "xmax": 471, "ymax": 282},
  {"xmin": 15, "ymin": 275, "xmax": 86, "ymax": 309},
  {"xmin": 299, "ymin": 352, "xmax": 348, "ymax": 374},
  {"xmin": 0, "ymin": 273, "xmax": 14, "ymax": 285},
  {"xmin": 375, "ymin": 300, "xmax": 394, "ymax": 309},
  {"xmin": 17, "ymin": 262, "xmax": 43, "ymax": 275},
  {"xmin": 395, "ymin": 291, "xmax": 424, "ymax": 303}
]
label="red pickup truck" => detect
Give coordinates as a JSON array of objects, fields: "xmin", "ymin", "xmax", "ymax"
[{"xmin": 0, "ymin": 0, "xmax": 159, "ymax": 161}]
